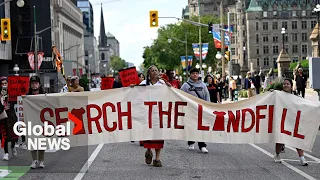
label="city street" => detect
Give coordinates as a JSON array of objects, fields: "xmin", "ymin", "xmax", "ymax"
[{"xmin": 0, "ymin": 90, "xmax": 319, "ymax": 180}]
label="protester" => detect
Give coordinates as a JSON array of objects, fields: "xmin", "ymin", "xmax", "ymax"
[
  {"xmin": 138, "ymin": 73, "xmax": 145, "ymax": 83},
  {"xmin": 244, "ymin": 71, "xmax": 255, "ymax": 98},
  {"xmin": 132, "ymin": 65, "xmax": 171, "ymax": 167},
  {"xmin": 22, "ymin": 76, "xmax": 47, "ymax": 168},
  {"xmin": 69, "ymin": 76, "xmax": 84, "ymax": 92},
  {"xmin": 180, "ymin": 68, "xmax": 210, "ymax": 153},
  {"xmin": 204, "ymin": 75, "xmax": 220, "ymax": 103},
  {"xmin": 0, "ymin": 77, "xmax": 19, "ymax": 161},
  {"xmin": 295, "ymin": 68, "xmax": 307, "ymax": 98},
  {"xmin": 273, "ymin": 78, "xmax": 308, "ymax": 166},
  {"xmin": 166, "ymin": 70, "xmax": 181, "ymax": 89},
  {"xmin": 60, "ymin": 76, "xmax": 71, "ymax": 92},
  {"xmin": 229, "ymin": 77, "xmax": 237, "ymax": 101},
  {"xmin": 253, "ymin": 71, "xmax": 261, "ymax": 94},
  {"xmin": 112, "ymin": 74, "xmax": 123, "ymax": 89},
  {"xmin": 221, "ymin": 76, "xmax": 228, "ymax": 100},
  {"xmin": 217, "ymin": 77, "xmax": 224, "ymax": 102}
]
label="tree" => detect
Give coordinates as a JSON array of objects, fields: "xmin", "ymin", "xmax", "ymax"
[
  {"xmin": 142, "ymin": 15, "xmax": 221, "ymax": 72},
  {"xmin": 109, "ymin": 56, "xmax": 127, "ymax": 72}
]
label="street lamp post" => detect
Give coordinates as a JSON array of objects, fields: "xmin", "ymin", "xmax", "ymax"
[
  {"xmin": 33, "ymin": 6, "xmax": 38, "ymax": 75},
  {"xmin": 281, "ymin": 28, "xmax": 286, "ymax": 51},
  {"xmin": 314, "ymin": 4, "xmax": 320, "ymax": 57},
  {"xmin": 197, "ymin": 0, "xmax": 203, "ymax": 80},
  {"xmin": 13, "ymin": 64, "xmax": 19, "ymax": 76},
  {"xmin": 0, "ymin": 0, "xmax": 24, "ymax": 7}
]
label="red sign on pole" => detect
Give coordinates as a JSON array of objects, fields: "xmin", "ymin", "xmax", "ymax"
[
  {"xmin": 7, "ymin": 76, "xmax": 29, "ymax": 102},
  {"xmin": 118, "ymin": 67, "xmax": 140, "ymax": 87},
  {"xmin": 101, "ymin": 77, "xmax": 114, "ymax": 90}
]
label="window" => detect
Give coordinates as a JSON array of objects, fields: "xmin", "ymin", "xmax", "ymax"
[
  {"xmin": 101, "ymin": 53, "xmax": 105, "ymax": 60},
  {"xmin": 263, "ymin": 22, "xmax": 268, "ymax": 30},
  {"xmin": 273, "ymin": 36, "xmax": 278, "ymax": 42},
  {"xmin": 272, "ymin": 22, "xmax": 278, "ymax": 30},
  {"xmin": 292, "ymin": 11, "xmax": 296, "ymax": 17},
  {"xmin": 302, "ymin": 21, "xmax": 307, "ymax": 29},
  {"xmin": 302, "ymin": 45, "xmax": 307, "ymax": 53},
  {"xmin": 273, "ymin": 11, "xmax": 277, "ymax": 16},
  {"xmin": 292, "ymin": 21, "xmax": 297, "ymax": 29},
  {"xmin": 257, "ymin": 58, "xmax": 260, "ymax": 66},
  {"xmin": 284, "ymin": 45, "xmax": 289, "ymax": 53},
  {"xmin": 292, "ymin": 33, "xmax": 298, "ymax": 42},
  {"xmin": 256, "ymin": 22, "xmax": 259, "ymax": 31},
  {"xmin": 231, "ymin": 48, "xmax": 235, "ymax": 56},
  {"xmin": 311, "ymin": 21, "xmax": 317, "ymax": 29},
  {"xmin": 263, "ymin": 36, "xmax": 269, "ymax": 42},
  {"xmin": 292, "ymin": 45, "xmax": 298, "ymax": 53},
  {"xmin": 302, "ymin": 57, "xmax": 306, "ymax": 60},
  {"xmin": 273, "ymin": 45, "xmax": 279, "ymax": 54},
  {"xmin": 282, "ymin": 22, "xmax": 288, "ymax": 29},
  {"xmin": 302, "ymin": 33, "xmax": 307, "ymax": 41},
  {"xmin": 273, "ymin": 58, "xmax": 277, "ymax": 69},
  {"xmin": 264, "ymin": 57, "xmax": 269, "ymax": 66},
  {"xmin": 257, "ymin": 47, "xmax": 260, "ymax": 54},
  {"xmin": 256, "ymin": 34, "xmax": 259, "ymax": 43},
  {"xmin": 284, "ymin": 34, "xmax": 288, "ymax": 42},
  {"xmin": 231, "ymin": 36, "xmax": 235, "ymax": 44},
  {"xmin": 263, "ymin": 11, "xmax": 268, "ymax": 17},
  {"xmin": 302, "ymin": 10, "xmax": 306, "ymax": 17},
  {"xmin": 263, "ymin": 46, "xmax": 269, "ymax": 54},
  {"xmin": 292, "ymin": 57, "xmax": 299, "ymax": 63}
]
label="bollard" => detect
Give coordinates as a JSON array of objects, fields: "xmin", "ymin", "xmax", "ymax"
[{"xmin": 234, "ymin": 89, "xmax": 239, "ymax": 102}]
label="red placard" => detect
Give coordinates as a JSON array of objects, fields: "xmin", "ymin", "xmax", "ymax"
[
  {"xmin": 101, "ymin": 77, "xmax": 114, "ymax": 90},
  {"xmin": 118, "ymin": 67, "xmax": 140, "ymax": 87},
  {"xmin": 7, "ymin": 76, "xmax": 29, "ymax": 102}
]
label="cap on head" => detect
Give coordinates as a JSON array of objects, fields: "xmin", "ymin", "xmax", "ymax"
[
  {"xmin": 0, "ymin": 76, "xmax": 7, "ymax": 82},
  {"xmin": 189, "ymin": 68, "xmax": 200, "ymax": 74},
  {"xmin": 71, "ymin": 76, "xmax": 79, "ymax": 80},
  {"xmin": 51, "ymin": 45, "xmax": 56, "ymax": 49},
  {"xmin": 298, "ymin": 68, "xmax": 303, "ymax": 71},
  {"xmin": 30, "ymin": 76, "xmax": 40, "ymax": 83}
]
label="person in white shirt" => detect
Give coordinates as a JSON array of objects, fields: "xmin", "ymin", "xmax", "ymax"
[{"xmin": 60, "ymin": 76, "xmax": 71, "ymax": 93}]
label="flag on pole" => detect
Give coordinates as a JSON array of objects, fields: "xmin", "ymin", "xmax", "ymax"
[
  {"xmin": 192, "ymin": 43, "xmax": 200, "ymax": 60},
  {"xmin": 180, "ymin": 56, "xmax": 187, "ymax": 70},
  {"xmin": 202, "ymin": 43, "xmax": 209, "ymax": 60},
  {"xmin": 187, "ymin": 56, "xmax": 193, "ymax": 70}
]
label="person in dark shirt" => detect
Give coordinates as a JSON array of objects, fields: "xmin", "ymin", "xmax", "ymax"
[
  {"xmin": 295, "ymin": 68, "xmax": 307, "ymax": 98},
  {"xmin": 204, "ymin": 75, "xmax": 220, "ymax": 103},
  {"xmin": 112, "ymin": 74, "xmax": 123, "ymax": 89},
  {"xmin": 253, "ymin": 71, "xmax": 261, "ymax": 94},
  {"xmin": 166, "ymin": 70, "xmax": 181, "ymax": 89}
]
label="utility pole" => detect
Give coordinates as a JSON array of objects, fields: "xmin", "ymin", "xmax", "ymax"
[
  {"xmin": 220, "ymin": 1, "xmax": 226, "ymax": 77},
  {"xmin": 198, "ymin": 0, "xmax": 203, "ymax": 79},
  {"xmin": 185, "ymin": 32, "xmax": 188, "ymax": 80},
  {"xmin": 33, "ymin": 6, "xmax": 38, "ymax": 75},
  {"xmin": 228, "ymin": 12, "xmax": 232, "ymax": 76}
]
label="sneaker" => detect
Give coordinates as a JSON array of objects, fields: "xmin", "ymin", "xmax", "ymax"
[
  {"xmin": 153, "ymin": 160, "xmax": 162, "ymax": 167},
  {"xmin": 39, "ymin": 161, "xmax": 45, "ymax": 168},
  {"xmin": 30, "ymin": 160, "xmax": 37, "ymax": 169},
  {"xmin": 201, "ymin": 147, "xmax": 209, "ymax": 153},
  {"xmin": 2, "ymin": 153, "xmax": 9, "ymax": 161},
  {"xmin": 12, "ymin": 147, "xmax": 17, "ymax": 156},
  {"xmin": 19, "ymin": 143, "xmax": 27, "ymax": 150},
  {"xmin": 281, "ymin": 145, "xmax": 285, "ymax": 153},
  {"xmin": 300, "ymin": 156, "xmax": 308, "ymax": 166},
  {"xmin": 274, "ymin": 154, "xmax": 281, "ymax": 163},
  {"xmin": 188, "ymin": 144, "xmax": 195, "ymax": 150},
  {"xmin": 145, "ymin": 149, "xmax": 153, "ymax": 165}
]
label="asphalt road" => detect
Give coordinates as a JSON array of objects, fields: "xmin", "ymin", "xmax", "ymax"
[{"xmin": 0, "ymin": 91, "xmax": 318, "ymax": 180}]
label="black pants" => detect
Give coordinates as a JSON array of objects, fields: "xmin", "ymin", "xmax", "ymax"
[
  {"xmin": 4, "ymin": 139, "xmax": 15, "ymax": 154},
  {"xmin": 21, "ymin": 135, "xmax": 25, "ymax": 142},
  {"xmin": 188, "ymin": 141, "xmax": 206, "ymax": 149},
  {"xmin": 297, "ymin": 88, "xmax": 305, "ymax": 98},
  {"xmin": 230, "ymin": 89, "xmax": 235, "ymax": 101},
  {"xmin": 256, "ymin": 87, "xmax": 260, "ymax": 95}
]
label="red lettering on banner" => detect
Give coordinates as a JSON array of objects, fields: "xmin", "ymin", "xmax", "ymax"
[
  {"xmin": 70, "ymin": 108, "xmax": 86, "ymax": 134},
  {"xmin": 174, "ymin": 102, "xmax": 186, "ymax": 129},
  {"xmin": 158, "ymin": 102, "xmax": 172, "ymax": 128},
  {"xmin": 198, "ymin": 104, "xmax": 209, "ymax": 131},
  {"xmin": 55, "ymin": 108, "xmax": 69, "ymax": 126},
  {"xmin": 40, "ymin": 108, "xmax": 55, "ymax": 137},
  {"xmin": 241, "ymin": 108, "xmax": 255, "ymax": 132},
  {"xmin": 213, "ymin": 111, "xmax": 226, "ymax": 131},
  {"xmin": 256, "ymin": 105, "xmax": 267, "ymax": 133},
  {"xmin": 86, "ymin": 104, "xmax": 103, "ymax": 134},
  {"xmin": 293, "ymin": 111, "xmax": 305, "ymax": 139},
  {"xmin": 144, "ymin": 101, "xmax": 157, "ymax": 129},
  {"xmin": 227, "ymin": 110, "xmax": 240, "ymax": 132},
  {"xmin": 268, "ymin": 105, "xmax": 274, "ymax": 133},
  {"xmin": 280, "ymin": 108, "xmax": 291, "ymax": 136},
  {"xmin": 117, "ymin": 102, "xmax": 132, "ymax": 130},
  {"xmin": 102, "ymin": 102, "xmax": 117, "ymax": 132}
]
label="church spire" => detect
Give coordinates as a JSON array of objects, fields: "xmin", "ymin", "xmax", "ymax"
[{"xmin": 99, "ymin": 4, "xmax": 107, "ymax": 48}]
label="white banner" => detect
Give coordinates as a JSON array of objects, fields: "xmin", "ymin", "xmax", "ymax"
[{"xmin": 22, "ymin": 86, "xmax": 320, "ymax": 151}]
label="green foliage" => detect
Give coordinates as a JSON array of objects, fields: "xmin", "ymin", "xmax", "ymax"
[
  {"xmin": 289, "ymin": 60, "xmax": 309, "ymax": 70},
  {"xmin": 80, "ymin": 75, "xmax": 90, "ymax": 91},
  {"xmin": 238, "ymin": 89, "xmax": 248, "ymax": 98},
  {"xmin": 109, "ymin": 56, "xmax": 127, "ymax": 71},
  {"xmin": 142, "ymin": 15, "xmax": 221, "ymax": 72},
  {"xmin": 266, "ymin": 78, "xmax": 283, "ymax": 91}
]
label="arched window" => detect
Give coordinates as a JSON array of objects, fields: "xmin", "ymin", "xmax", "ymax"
[{"xmin": 101, "ymin": 53, "xmax": 105, "ymax": 60}]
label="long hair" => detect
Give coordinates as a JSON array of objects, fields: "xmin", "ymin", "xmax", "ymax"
[
  {"xmin": 283, "ymin": 78, "xmax": 294, "ymax": 94},
  {"xmin": 138, "ymin": 73, "xmax": 145, "ymax": 80},
  {"xmin": 204, "ymin": 75, "xmax": 215, "ymax": 86},
  {"xmin": 146, "ymin": 65, "xmax": 157, "ymax": 86}
]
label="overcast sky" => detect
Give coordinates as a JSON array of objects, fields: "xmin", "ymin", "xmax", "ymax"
[{"xmin": 90, "ymin": 0, "xmax": 186, "ymax": 67}]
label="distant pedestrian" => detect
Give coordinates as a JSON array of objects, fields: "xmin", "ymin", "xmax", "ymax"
[
  {"xmin": 295, "ymin": 68, "xmax": 307, "ymax": 98},
  {"xmin": 253, "ymin": 71, "xmax": 261, "ymax": 94},
  {"xmin": 204, "ymin": 75, "xmax": 220, "ymax": 103}
]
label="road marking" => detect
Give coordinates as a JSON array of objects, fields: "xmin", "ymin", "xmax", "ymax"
[
  {"xmin": 249, "ymin": 144, "xmax": 317, "ymax": 180},
  {"xmin": 281, "ymin": 159, "xmax": 320, "ymax": 164},
  {"xmin": 285, "ymin": 146, "xmax": 320, "ymax": 163},
  {"xmin": 74, "ymin": 144, "xmax": 104, "ymax": 180}
]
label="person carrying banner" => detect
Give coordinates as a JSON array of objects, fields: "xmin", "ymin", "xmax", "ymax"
[
  {"xmin": 69, "ymin": 76, "xmax": 84, "ymax": 92},
  {"xmin": 138, "ymin": 73, "xmax": 145, "ymax": 83},
  {"xmin": 166, "ymin": 70, "xmax": 181, "ymax": 89},
  {"xmin": 131, "ymin": 65, "xmax": 171, "ymax": 167},
  {"xmin": 273, "ymin": 78, "xmax": 308, "ymax": 166},
  {"xmin": 0, "ymin": 77, "xmax": 19, "ymax": 161},
  {"xmin": 60, "ymin": 76, "xmax": 72, "ymax": 92},
  {"xmin": 180, "ymin": 68, "xmax": 210, "ymax": 153},
  {"xmin": 22, "ymin": 76, "xmax": 47, "ymax": 168}
]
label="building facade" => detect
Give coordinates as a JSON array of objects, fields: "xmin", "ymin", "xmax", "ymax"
[
  {"xmin": 245, "ymin": 0, "xmax": 317, "ymax": 74},
  {"xmin": 106, "ymin": 32, "xmax": 120, "ymax": 57},
  {"xmin": 0, "ymin": 0, "xmax": 12, "ymax": 72},
  {"xmin": 77, "ymin": 0, "xmax": 94, "ymax": 36}
]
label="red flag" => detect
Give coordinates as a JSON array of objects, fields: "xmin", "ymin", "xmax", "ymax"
[
  {"xmin": 118, "ymin": 67, "xmax": 140, "ymax": 87},
  {"xmin": 101, "ymin": 77, "xmax": 114, "ymax": 90}
]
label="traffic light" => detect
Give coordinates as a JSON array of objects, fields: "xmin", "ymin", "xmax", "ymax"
[
  {"xmin": 208, "ymin": 22, "xmax": 213, "ymax": 34},
  {"xmin": 149, "ymin": 10, "xmax": 158, "ymax": 27},
  {"xmin": 1, "ymin": 18, "xmax": 11, "ymax": 41},
  {"xmin": 225, "ymin": 51, "xmax": 230, "ymax": 61}
]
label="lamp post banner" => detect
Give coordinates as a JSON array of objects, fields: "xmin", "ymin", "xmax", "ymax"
[
  {"xmin": 22, "ymin": 87, "xmax": 320, "ymax": 151},
  {"xmin": 202, "ymin": 43, "xmax": 209, "ymax": 60},
  {"xmin": 187, "ymin": 56, "xmax": 193, "ymax": 70},
  {"xmin": 180, "ymin": 56, "xmax": 187, "ymax": 70},
  {"xmin": 192, "ymin": 43, "xmax": 200, "ymax": 60}
]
